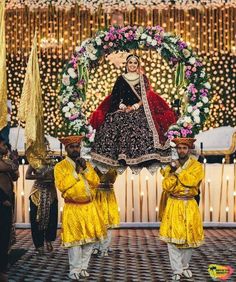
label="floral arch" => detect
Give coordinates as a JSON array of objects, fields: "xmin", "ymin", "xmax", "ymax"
[{"xmin": 59, "ymin": 25, "xmax": 211, "ymax": 145}]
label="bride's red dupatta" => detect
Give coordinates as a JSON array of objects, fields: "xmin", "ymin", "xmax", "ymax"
[{"xmin": 89, "ymin": 95, "xmax": 112, "ymax": 130}]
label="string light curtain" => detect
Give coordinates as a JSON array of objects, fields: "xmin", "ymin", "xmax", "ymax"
[{"xmin": 5, "ymin": 5, "xmax": 236, "ymax": 136}]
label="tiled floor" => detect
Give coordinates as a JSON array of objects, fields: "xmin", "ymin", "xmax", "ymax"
[{"xmin": 7, "ymin": 228, "xmax": 236, "ymax": 281}]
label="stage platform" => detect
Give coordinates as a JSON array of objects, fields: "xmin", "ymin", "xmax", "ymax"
[{"xmin": 8, "ymin": 228, "xmax": 236, "ymax": 282}]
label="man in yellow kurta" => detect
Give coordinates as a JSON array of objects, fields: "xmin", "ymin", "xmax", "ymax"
[
  {"xmin": 159, "ymin": 138, "xmax": 204, "ymax": 281},
  {"xmin": 54, "ymin": 136, "xmax": 107, "ymax": 280},
  {"xmin": 93, "ymin": 167, "xmax": 120, "ymax": 256}
]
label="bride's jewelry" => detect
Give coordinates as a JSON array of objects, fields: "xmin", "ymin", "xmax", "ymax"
[
  {"xmin": 124, "ymin": 73, "xmax": 140, "ymax": 81},
  {"xmin": 132, "ymin": 103, "xmax": 140, "ymax": 110},
  {"xmin": 119, "ymin": 103, "xmax": 127, "ymax": 110}
]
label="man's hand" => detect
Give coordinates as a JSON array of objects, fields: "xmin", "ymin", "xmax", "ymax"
[
  {"xmin": 170, "ymin": 160, "xmax": 179, "ymax": 173},
  {"xmin": 9, "ymin": 149, "xmax": 19, "ymax": 161},
  {"xmin": 75, "ymin": 157, "xmax": 87, "ymax": 173}
]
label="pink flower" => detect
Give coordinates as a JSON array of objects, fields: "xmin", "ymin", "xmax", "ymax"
[
  {"xmin": 103, "ymin": 45, "xmax": 108, "ymax": 49},
  {"xmin": 104, "ymin": 36, "xmax": 109, "ymax": 41},
  {"xmin": 188, "ymin": 83, "xmax": 198, "ymax": 94},
  {"xmin": 192, "ymin": 67, "xmax": 197, "ymax": 72},
  {"xmin": 109, "ymin": 42, "xmax": 113, "ymax": 47},
  {"xmin": 69, "ymin": 114, "xmax": 79, "ymax": 121}
]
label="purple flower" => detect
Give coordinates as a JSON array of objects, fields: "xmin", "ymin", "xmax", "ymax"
[
  {"xmin": 195, "ymin": 60, "xmax": 203, "ymax": 67},
  {"xmin": 178, "ymin": 41, "xmax": 187, "ymax": 50},
  {"xmin": 186, "ymin": 70, "xmax": 192, "ymax": 78},
  {"xmin": 169, "ymin": 57, "xmax": 179, "ymax": 66}
]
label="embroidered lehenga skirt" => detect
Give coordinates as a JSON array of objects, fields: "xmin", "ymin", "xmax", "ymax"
[{"xmin": 91, "ymin": 107, "xmax": 171, "ymax": 167}]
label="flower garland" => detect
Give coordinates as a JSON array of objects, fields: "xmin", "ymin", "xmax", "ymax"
[{"xmin": 59, "ymin": 25, "xmax": 211, "ymax": 144}]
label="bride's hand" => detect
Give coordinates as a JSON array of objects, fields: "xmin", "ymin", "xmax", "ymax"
[{"xmin": 125, "ymin": 106, "xmax": 134, "ymax": 113}]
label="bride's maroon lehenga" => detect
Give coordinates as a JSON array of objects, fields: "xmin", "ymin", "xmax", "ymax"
[{"xmin": 90, "ymin": 74, "xmax": 177, "ymax": 168}]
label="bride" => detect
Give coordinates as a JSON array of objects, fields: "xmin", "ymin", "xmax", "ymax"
[{"xmin": 89, "ymin": 54, "xmax": 177, "ymax": 170}]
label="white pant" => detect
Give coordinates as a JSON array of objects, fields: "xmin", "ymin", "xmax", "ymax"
[
  {"xmin": 94, "ymin": 229, "xmax": 112, "ymax": 252},
  {"xmin": 167, "ymin": 243, "xmax": 193, "ymax": 275},
  {"xmin": 68, "ymin": 243, "xmax": 94, "ymax": 279}
]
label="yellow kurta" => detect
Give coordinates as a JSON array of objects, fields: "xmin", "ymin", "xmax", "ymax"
[
  {"xmin": 54, "ymin": 157, "xmax": 107, "ymax": 247},
  {"xmin": 159, "ymin": 156, "xmax": 204, "ymax": 248},
  {"xmin": 94, "ymin": 168, "xmax": 120, "ymax": 228}
]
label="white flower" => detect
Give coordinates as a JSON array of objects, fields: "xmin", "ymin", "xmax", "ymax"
[
  {"xmin": 81, "ymin": 38, "xmax": 91, "ymax": 47},
  {"xmin": 146, "ymin": 36, "xmax": 152, "ymax": 43},
  {"xmin": 68, "ymin": 102, "xmax": 74, "ymax": 109},
  {"xmin": 194, "ymin": 116, "xmax": 200, "ymax": 123},
  {"xmin": 62, "ymin": 74, "xmax": 70, "ymax": 86},
  {"xmin": 151, "ymin": 39, "xmax": 157, "ymax": 46},
  {"xmin": 196, "ymin": 102, "xmax": 203, "ymax": 107},
  {"xmin": 169, "ymin": 37, "xmax": 178, "ymax": 44},
  {"xmin": 189, "ymin": 57, "xmax": 196, "ymax": 65},
  {"xmin": 75, "ymin": 46, "xmax": 83, "ymax": 53},
  {"xmin": 65, "ymin": 112, "xmax": 71, "ymax": 118},
  {"xmin": 62, "ymin": 106, "xmax": 70, "ymax": 113},
  {"xmin": 85, "ymin": 43, "xmax": 97, "ymax": 55},
  {"xmin": 192, "ymin": 109, "xmax": 200, "ymax": 116},
  {"xmin": 95, "ymin": 37, "xmax": 102, "ymax": 46},
  {"xmin": 204, "ymin": 82, "xmax": 211, "ymax": 89},
  {"xmin": 141, "ymin": 33, "xmax": 147, "ymax": 40},
  {"xmin": 202, "ymin": 96, "xmax": 209, "ymax": 103},
  {"xmin": 68, "ymin": 68, "xmax": 77, "ymax": 79},
  {"xmin": 187, "ymin": 106, "xmax": 193, "ymax": 113},
  {"xmin": 89, "ymin": 53, "xmax": 97, "ymax": 61},
  {"xmin": 200, "ymin": 70, "xmax": 205, "ymax": 78},
  {"xmin": 184, "ymin": 116, "xmax": 192, "ymax": 123},
  {"xmin": 204, "ymin": 108, "xmax": 210, "ymax": 113},
  {"xmin": 182, "ymin": 49, "xmax": 191, "ymax": 58},
  {"xmin": 62, "ymin": 97, "xmax": 68, "ymax": 104},
  {"xmin": 134, "ymin": 32, "xmax": 141, "ymax": 40},
  {"xmin": 67, "ymin": 86, "xmax": 73, "ymax": 92}
]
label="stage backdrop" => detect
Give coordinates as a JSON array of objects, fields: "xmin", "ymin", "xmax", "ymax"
[{"xmin": 5, "ymin": 5, "xmax": 236, "ymax": 137}]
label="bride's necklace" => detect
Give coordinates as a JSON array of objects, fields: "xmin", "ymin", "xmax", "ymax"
[{"xmin": 124, "ymin": 73, "xmax": 140, "ymax": 81}]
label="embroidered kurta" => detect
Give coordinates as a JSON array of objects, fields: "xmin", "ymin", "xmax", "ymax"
[
  {"xmin": 159, "ymin": 156, "xmax": 204, "ymax": 248},
  {"xmin": 94, "ymin": 168, "xmax": 120, "ymax": 228},
  {"xmin": 54, "ymin": 157, "xmax": 107, "ymax": 247}
]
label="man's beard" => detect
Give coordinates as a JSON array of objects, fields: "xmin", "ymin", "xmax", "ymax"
[
  {"xmin": 68, "ymin": 151, "xmax": 80, "ymax": 159},
  {"xmin": 179, "ymin": 154, "xmax": 188, "ymax": 159}
]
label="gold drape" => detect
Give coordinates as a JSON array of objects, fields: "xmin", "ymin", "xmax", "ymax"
[
  {"xmin": 17, "ymin": 33, "xmax": 46, "ymax": 169},
  {"xmin": 0, "ymin": 0, "xmax": 7, "ymax": 131}
]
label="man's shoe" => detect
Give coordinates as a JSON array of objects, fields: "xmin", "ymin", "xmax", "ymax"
[
  {"xmin": 182, "ymin": 269, "xmax": 193, "ymax": 278},
  {"xmin": 36, "ymin": 247, "xmax": 44, "ymax": 255},
  {"xmin": 92, "ymin": 248, "xmax": 99, "ymax": 255},
  {"xmin": 172, "ymin": 274, "xmax": 182, "ymax": 281},
  {"xmin": 80, "ymin": 270, "xmax": 90, "ymax": 277},
  {"xmin": 69, "ymin": 273, "xmax": 80, "ymax": 281},
  {"xmin": 103, "ymin": 250, "xmax": 109, "ymax": 257},
  {"xmin": 46, "ymin": 241, "xmax": 53, "ymax": 252}
]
